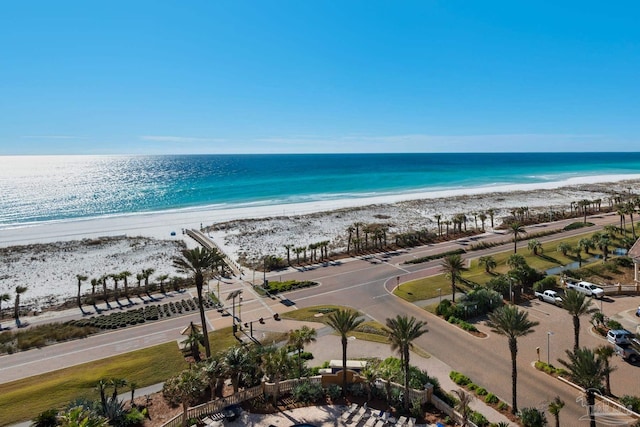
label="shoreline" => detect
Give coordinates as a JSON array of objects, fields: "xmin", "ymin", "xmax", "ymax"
[
  {"xmin": 1, "ymin": 173, "xmax": 638, "ymax": 248},
  {"xmin": 0, "ymin": 176, "xmax": 638, "ymax": 307}
]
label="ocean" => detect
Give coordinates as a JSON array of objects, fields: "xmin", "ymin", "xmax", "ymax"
[{"xmin": 2, "ymin": 152, "xmax": 640, "ymax": 229}]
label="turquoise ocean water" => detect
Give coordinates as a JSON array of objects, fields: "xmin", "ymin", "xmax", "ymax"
[{"xmin": 1, "ymin": 152, "xmax": 640, "ymax": 229}]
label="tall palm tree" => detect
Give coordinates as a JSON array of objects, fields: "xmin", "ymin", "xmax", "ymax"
[
  {"xmin": 548, "ymin": 396, "xmax": 565, "ymax": 427},
  {"xmin": 558, "ymin": 348, "xmax": 606, "ymax": 427},
  {"xmin": 508, "ymin": 222, "xmax": 526, "ymax": 254},
  {"xmin": 478, "ymin": 213, "xmax": 487, "ymax": 231},
  {"xmin": 0, "ymin": 293, "xmax": 10, "ymax": 329},
  {"xmin": 595, "ymin": 345, "xmax": 617, "ymax": 396},
  {"xmin": 120, "ymin": 271, "xmax": 132, "ymax": 302},
  {"xmin": 487, "ymin": 208, "xmax": 496, "ymax": 229},
  {"xmin": 142, "ymin": 268, "xmax": 155, "ymax": 293},
  {"xmin": 487, "ymin": 305, "xmax": 538, "ymax": 414},
  {"xmin": 434, "ymin": 214, "xmax": 442, "ymax": 236},
  {"xmin": 385, "ymin": 315, "xmax": 428, "ymax": 410},
  {"xmin": 173, "ymin": 247, "xmax": 221, "ymax": 358},
  {"xmin": 441, "ymin": 254, "xmax": 465, "ymax": 303},
  {"xmin": 562, "ymin": 289, "xmax": 597, "ymax": 350},
  {"xmin": 283, "ymin": 244, "xmax": 293, "ymax": 265},
  {"xmin": 326, "ymin": 309, "xmax": 364, "ymax": 395},
  {"xmin": 157, "ymin": 274, "xmax": 169, "ymax": 294},
  {"xmin": 75, "ymin": 274, "xmax": 88, "ymax": 313},
  {"xmin": 287, "ymin": 326, "xmax": 317, "ymax": 378},
  {"xmin": 596, "ymin": 235, "xmax": 611, "ymax": 261},
  {"xmin": 14, "ymin": 286, "xmax": 28, "ymax": 326}
]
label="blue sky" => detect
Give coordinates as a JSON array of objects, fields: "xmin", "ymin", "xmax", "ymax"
[{"xmin": 1, "ymin": 1, "xmax": 639, "ymax": 155}]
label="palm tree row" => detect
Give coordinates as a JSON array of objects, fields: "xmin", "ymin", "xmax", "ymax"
[{"xmin": 73, "ymin": 269, "xmax": 186, "ymax": 312}]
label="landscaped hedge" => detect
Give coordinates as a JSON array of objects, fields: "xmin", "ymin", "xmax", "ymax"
[
  {"xmin": 265, "ymin": 280, "xmax": 318, "ymax": 294},
  {"xmin": 564, "ymin": 221, "xmax": 594, "ymax": 231},
  {"xmin": 69, "ymin": 296, "xmax": 217, "ymax": 331},
  {"xmin": 404, "ymin": 248, "xmax": 466, "ymax": 265}
]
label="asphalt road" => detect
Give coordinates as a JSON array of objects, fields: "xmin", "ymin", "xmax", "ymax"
[{"xmin": 2, "ymin": 211, "xmax": 639, "ymax": 426}]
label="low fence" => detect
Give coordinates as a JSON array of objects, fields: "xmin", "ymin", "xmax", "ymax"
[
  {"xmin": 602, "ymin": 283, "xmax": 640, "ymax": 295},
  {"xmin": 430, "ymin": 393, "xmax": 478, "ymax": 427}
]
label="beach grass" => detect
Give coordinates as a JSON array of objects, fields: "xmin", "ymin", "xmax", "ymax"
[{"xmin": 0, "ymin": 326, "xmax": 242, "ymax": 426}]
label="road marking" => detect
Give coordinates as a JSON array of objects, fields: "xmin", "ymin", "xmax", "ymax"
[
  {"xmin": 292, "ymin": 278, "xmax": 384, "ymax": 303},
  {"xmin": 373, "ymin": 294, "xmax": 389, "ymax": 299}
]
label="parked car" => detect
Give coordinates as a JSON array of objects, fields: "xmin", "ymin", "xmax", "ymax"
[
  {"xmin": 534, "ymin": 289, "xmax": 563, "ymax": 305},
  {"xmin": 615, "ymin": 338, "xmax": 640, "ymax": 363},
  {"xmin": 564, "ymin": 279, "xmax": 605, "ymax": 299},
  {"xmin": 607, "ymin": 329, "xmax": 635, "ymax": 345}
]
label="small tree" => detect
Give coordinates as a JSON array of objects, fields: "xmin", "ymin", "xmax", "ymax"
[
  {"xmin": 163, "ymin": 369, "xmax": 207, "ymax": 427},
  {"xmin": 453, "ymin": 389, "xmax": 474, "ymax": 426},
  {"xmin": 478, "ymin": 255, "xmax": 497, "ymax": 273},
  {"xmin": 14, "ymin": 286, "xmax": 27, "ymax": 327},
  {"xmin": 441, "ymin": 254, "xmax": 466, "ymax": 303},
  {"xmin": 520, "ymin": 407, "xmax": 547, "ymax": 427},
  {"xmin": 548, "ymin": 395, "xmax": 565, "ymax": 427}
]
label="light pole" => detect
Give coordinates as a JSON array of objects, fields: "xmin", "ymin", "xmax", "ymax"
[
  {"xmin": 227, "ymin": 290, "xmax": 243, "ymax": 334},
  {"xmin": 437, "ymin": 288, "xmax": 442, "ymax": 304},
  {"xmin": 508, "ymin": 277, "xmax": 513, "ymax": 304},
  {"xmin": 547, "ymin": 331, "xmax": 554, "ymax": 366}
]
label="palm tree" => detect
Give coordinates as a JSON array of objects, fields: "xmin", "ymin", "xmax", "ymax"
[
  {"xmin": 434, "ymin": 214, "xmax": 442, "ymax": 236},
  {"xmin": 453, "ymin": 389, "xmax": 474, "ymax": 426},
  {"xmin": 487, "ymin": 208, "xmax": 496, "ymax": 229},
  {"xmin": 527, "ymin": 239, "xmax": 543, "ymax": 256},
  {"xmin": 508, "ymin": 222, "xmax": 526, "ymax": 253},
  {"xmin": 283, "ymin": 244, "xmax": 293, "ymax": 266},
  {"xmin": 75, "ymin": 274, "xmax": 88, "ymax": 313},
  {"xmin": 14, "ymin": 286, "xmax": 27, "ymax": 326},
  {"xmin": 556, "ymin": 242, "xmax": 571, "ymax": 256},
  {"xmin": 558, "ymin": 348, "xmax": 606, "ymax": 427},
  {"xmin": 120, "ymin": 271, "xmax": 132, "ymax": 302},
  {"xmin": 173, "ymin": 247, "xmax": 220, "ymax": 358},
  {"xmin": 182, "ymin": 322, "xmax": 204, "ymax": 362},
  {"xmin": 385, "ymin": 315, "xmax": 428, "ymax": 410},
  {"xmin": 288, "ymin": 325, "xmax": 317, "ymax": 378},
  {"xmin": 0, "ymin": 293, "xmax": 10, "ymax": 329},
  {"xmin": 626, "ymin": 201, "xmax": 636, "ymax": 239},
  {"xmin": 441, "ymin": 254, "xmax": 465, "ymax": 303},
  {"xmin": 162, "ymin": 369, "xmax": 207, "ymax": 427},
  {"xmin": 100, "ymin": 275, "xmax": 110, "ymax": 308},
  {"xmin": 260, "ymin": 346, "xmax": 293, "ymax": 404},
  {"xmin": 573, "ymin": 246, "xmax": 584, "ymax": 268},
  {"xmin": 547, "ymin": 396, "xmax": 564, "ymax": 427},
  {"xmin": 562, "ymin": 289, "xmax": 596, "ymax": 350},
  {"xmin": 578, "ymin": 237, "xmax": 593, "ymax": 255},
  {"xmin": 142, "ymin": 268, "xmax": 155, "ymax": 293},
  {"xmin": 223, "ymin": 346, "xmax": 249, "ymax": 393},
  {"xmin": 596, "ymin": 235, "xmax": 611, "ymax": 261},
  {"xmin": 326, "ymin": 309, "xmax": 364, "ymax": 395},
  {"xmin": 157, "ymin": 274, "xmax": 169, "ymax": 294},
  {"xmin": 479, "ymin": 213, "xmax": 487, "ymax": 231},
  {"xmin": 595, "ymin": 345, "xmax": 616, "ymax": 396},
  {"xmin": 486, "ymin": 305, "xmax": 539, "ymax": 414},
  {"xmin": 478, "ymin": 255, "xmax": 497, "ymax": 273}
]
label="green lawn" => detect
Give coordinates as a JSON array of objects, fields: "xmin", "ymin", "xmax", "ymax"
[
  {"xmin": 0, "ymin": 326, "xmax": 244, "ymax": 426},
  {"xmin": 395, "ymin": 227, "xmax": 630, "ymax": 302},
  {"xmin": 281, "ymin": 305, "xmax": 356, "ymax": 323}
]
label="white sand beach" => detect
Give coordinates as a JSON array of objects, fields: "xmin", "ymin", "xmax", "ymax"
[{"xmin": 0, "ymin": 176, "xmax": 638, "ymax": 308}]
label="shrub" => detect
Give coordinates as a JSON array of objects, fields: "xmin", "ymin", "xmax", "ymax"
[
  {"xmin": 564, "ymin": 222, "xmax": 594, "ymax": 231},
  {"xmin": 31, "ymin": 408, "xmax": 58, "ymax": 427},
  {"xmin": 519, "ymin": 407, "xmax": 547, "ymax": 427},
  {"xmin": 484, "ymin": 393, "xmax": 499, "ymax": 404},
  {"xmin": 533, "ymin": 276, "xmax": 558, "ymax": 292},
  {"xmin": 620, "ymin": 395, "xmax": 640, "ymax": 413},
  {"xmin": 606, "ymin": 319, "xmax": 623, "ymax": 330},
  {"xmin": 326, "ymin": 384, "xmax": 342, "ymax": 400},
  {"xmin": 475, "ymin": 387, "xmax": 488, "ymax": 396},
  {"xmin": 497, "ymin": 401, "xmax": 509, "ymax": 411},
  {"xmin": 404, "ymin": 248, "xmax": 466, "ymax": 264},
  {"xmin": 468, "ymin": 383, "xmax": 477, "ymax": 391},
  {"xmin": 470, "ymin": 411, "xmax": 489, "ymax": 427},
  {"xmin": 449, "ymin": 371, "xmax": 471, "ymax": 386},
  {"xmin": 292, "ymin": 381, "xmax": 323, "ymax": 403}
]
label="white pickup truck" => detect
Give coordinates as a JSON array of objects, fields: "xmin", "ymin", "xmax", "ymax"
[
  {"xmin": 562, "ymin": 278, "xmax": 605, "ymax": 299},
  {"xmin": 534, "ymin": 289, "xmax": 563, "ymax": 305}
]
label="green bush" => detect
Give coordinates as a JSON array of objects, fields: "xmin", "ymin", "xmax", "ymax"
[
  {"xmin": 470, "ymin": 411, "xmax": 489, "ymax": 427},
  {"xmin": 564, "ymin": 222, "xmax": 594, "ymax": 231},
  {"xmin": 497, "ymin": 401, "xmax": 509, "ymax": 411},
  {"xmin": 326, "ymin": 384, "xmax": 342, "ymax": 400},
  {"xmin": 533, "ymin": 276, "xmax": 558, "ymax": 292},
  {"xmin": 449, "ymin": 371, "xmax": 471, "ymax": 386},
  {"xmin": 475, "ymin": 387, "xmax": 488, "ymax": 396},
  {"xmin": 468, "ymin": 383, "xmax": 477, "ymax": 391},
  {"xmin": 484, "ymin": 393, "xmax": 499, "ymax": 404},
  {"xmin": 620, "ymin": 395, "xmax": 640, "ymax": 413},
  {"xmin": 519, "ymin": 407, "xmax": 547, "ymax": 427},
  {"xmin": 292, "ymin": 381, "xmax": 323, "ymax": 403},
  {"xmin": 404, "ymin": 248, "xmax": 466, "ymax": 265}
]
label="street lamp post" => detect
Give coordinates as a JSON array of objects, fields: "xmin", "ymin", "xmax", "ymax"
[
  {"xmin": 226, "ymin": 290, "xmax": 243, "ymax": 334},
  {"xmin": 437, "ymin": 288, "xmax": 442, "ymax": 304},
  {"xmin": 547, "ymin": 331, "xmax": 554, "ymax": 366}
]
